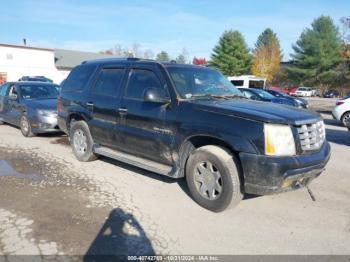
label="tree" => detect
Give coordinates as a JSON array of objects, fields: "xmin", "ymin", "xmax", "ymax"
[
  {"xmin": 192, "ymin": 57, "xmax": 207, "ymax": 65},
  {"xmin": 288, "ymin": 16, "xmax": 342, "ymax": 87},
  {"xmin": 176, "ymin": 54, "xmax": 186, "ymax": 64},
  {"xmin": 210, "ymin": 30, "xmax": 252, "ymax": 76},
  {"xmin": 335, "ymin": 17, "xmax": 350, "ymax": 90},
  {"xmin": 156, "ymin": 51, "xmax": 170, "ymax": 62},
  {"xmin": 251, "ymin": 29, "xmax": 282, "ymax": 82}
]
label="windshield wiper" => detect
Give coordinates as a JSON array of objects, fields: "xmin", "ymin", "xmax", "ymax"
[{"xmin": 190, "ymin": 94, "xmax": 244, "ymax": 100}]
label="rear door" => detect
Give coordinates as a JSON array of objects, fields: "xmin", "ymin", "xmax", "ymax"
[
  {"xmin": 117, "ymin": 64, "xmax": 173, "ymax": 164},
  {"xmin": 87, "ymin": 66, "xmax": 127, "ymax": 148}
]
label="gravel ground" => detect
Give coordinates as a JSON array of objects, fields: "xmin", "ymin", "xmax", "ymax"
[{"xmin": 0, "ymin": 98, "xmax": 349, "ymax": 257}]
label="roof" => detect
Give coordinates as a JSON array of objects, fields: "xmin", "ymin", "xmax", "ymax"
[
  {"xmin": 0, "ymin": 43, "xmax": 53, "ymax": 52},
  {"xmin": 54, "ymin": 49, "xmax": 114, "ymax": 70}
]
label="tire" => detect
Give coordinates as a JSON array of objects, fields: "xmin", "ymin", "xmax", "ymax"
[
  {"xmin": 185, "ymin": 145, "xmax": 243, "ymax": 212},
  {"xmin": 341, "ymin": 112, "xmax": 350, "ymax": 127},
  {"xmin": 20, "ymin": 114, "xmax": 35, "ymax": 137},
  {"xmin": 69, "ymin": 120, "xmax": 98, "ymax": 162}
]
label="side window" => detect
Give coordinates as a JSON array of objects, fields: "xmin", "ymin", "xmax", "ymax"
[
  {"xmin": 242, "ymin": 90, "xmax": 253, "ymax": 99},
  {"xmin": 0, "ymin": 84, "xmax": 9, "ymax": 96},
  {"xmin": 9, "ymin": 85, "xmax": 17, "ymax": 96},
  {"xmin": 126, "ymin": 69, "xmax": 167, "ymax": 99},
  {"xmin": 62, "ymin": 64, "xmax": 96, "ymax": 92},
  {"xmin": 92, "ymin": 68, "xmax": 125, "ymax": 97}
]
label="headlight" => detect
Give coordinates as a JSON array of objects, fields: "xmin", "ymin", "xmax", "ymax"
[{"xmin": 264, "ymin": 124, "xmax": 296, "ymax": 156}]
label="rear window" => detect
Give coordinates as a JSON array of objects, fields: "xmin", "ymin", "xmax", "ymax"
[
  {"xmin": 62, "ymin": 64, "xmax": 96, "ymax": 92},
  {"xmin": 249, "ymin": 80, "xmax": 264, "ymax": 89}
]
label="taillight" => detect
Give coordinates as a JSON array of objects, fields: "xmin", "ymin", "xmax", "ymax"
[
  {"xmin": 336, "ymin": 101, "xmax": 344, "ymax": 106},
  {"xmin": 57, "ymin": 96, "xmax": 61, "ymax": 112}
]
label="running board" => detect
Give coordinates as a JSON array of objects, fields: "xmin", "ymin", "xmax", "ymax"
[{"xmin": 93, "ymin": 146, "xmax": 173, "ymax": 176}]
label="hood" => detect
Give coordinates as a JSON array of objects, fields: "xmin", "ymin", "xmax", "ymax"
[
  {"xmin": 190, "ymin": 98, "xmax": 320, "ymax": 125},
  {"xmin": 24, "ymin": 98, "xmax": 57, "ymax": 111}
]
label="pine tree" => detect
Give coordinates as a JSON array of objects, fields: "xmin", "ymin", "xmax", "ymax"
[
  {"xmin": 211, "ymin": 30, "xmax": 252, "ymax": 76},
  {"xmin": 251, "ymin": 28, "xmax": 282, "ymax": 82},
  {"xmin": 288, "ymin": 16, "xmax": 342, "ymax": 87}
]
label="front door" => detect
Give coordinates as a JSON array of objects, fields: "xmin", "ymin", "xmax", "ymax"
[
  {"xmin": 118, "ymin": 65, "xmax": 174, "ymax": 165},
  {"xmin": 6, "ymin": 85, "xmax": 22, "ymax": 125}
]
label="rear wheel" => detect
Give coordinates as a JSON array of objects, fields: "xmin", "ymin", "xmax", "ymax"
[
  {"xmin": 186, "ymin": 145, "xmax": 243, "ymax": 212},
  {"xmin": 69, "ymin": 120, "xmax": 97, "ymax": 162},
  {"xmin": 341, "ymin": 112, "xmax": 350, "ymax": 126},
  {"xmin": 20, "ymin": 114, "xmax": 34, "ymax": 137}
]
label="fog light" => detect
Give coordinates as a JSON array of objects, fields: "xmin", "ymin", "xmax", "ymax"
[{"xmin": 282, "ymin": 179, "xmax": 294, "ymax": 188}]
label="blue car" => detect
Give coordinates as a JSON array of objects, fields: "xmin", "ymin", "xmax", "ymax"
[
  {"xmin": 238, "ymin": 88, "xmax": 298, "ymax": 107},
  {"xmin": 265, "ymin": 89, "xmax": 309, "ymax": 109},
  {"xmin": 0, "ymin": 81, "xmax": 60, "ymax": 137}
]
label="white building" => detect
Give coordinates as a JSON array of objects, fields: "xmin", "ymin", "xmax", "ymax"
[
  {"xmin": 0, "ymin": 43, "xmax": 111, "ymax": 85},
  {"xmin": 227, "ymin": 75, "xmax": 266, "ymax": 89}
]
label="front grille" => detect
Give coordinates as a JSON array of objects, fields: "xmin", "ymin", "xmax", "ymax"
[{"xmin": 296, "ymin": 120, "xmax": 325, "ymax": 151}]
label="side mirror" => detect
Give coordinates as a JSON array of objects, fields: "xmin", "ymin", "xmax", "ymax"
[
  {"xmin": 144, "ymin": 88, "xmax": 170, "ymax": 104},
  {"xmin": 250, "ymin": 95, "xmax": 259, "ymax": 100},
  {"xmin": 9, "ymin": 94, "xmax": 18, "ymax": 100}
]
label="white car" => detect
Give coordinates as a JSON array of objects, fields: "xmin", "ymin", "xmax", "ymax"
[
  {"xmin": 332, "ymin": 95, "xmax": 350, "ymax": 126},
  {"xmin": 295, "ymin": 87, "xmax": 313, "ymax": 97}
]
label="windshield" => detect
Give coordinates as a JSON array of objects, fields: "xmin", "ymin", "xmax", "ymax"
[
  {"xmin": 19, "ymin": 84, "xmax": 59, "ymax": 100},
  {"xmin": 167, "ymin": 66, "xmax": 243, "ymax": 99},
  {"xmin": 252, "ymin": 89, "xmax": 276, "ymax": 99}
]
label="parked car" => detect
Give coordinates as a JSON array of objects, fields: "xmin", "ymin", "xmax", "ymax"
[
  {"xmin": 287, "ymin": 87, "xmax": 298, "ymax": 96},
  {"xmin": 0, "ymin": 82, "xmax": 59, "ymax": 136},
  {"xmin": 239, "ymin": 88, "xmax": 297, "ymax": 107},
  {"xmin": 324, "ymin": 90, "xmax": 340, "ymax": 98},
  {"xmin": 18, "ymin": 76, "xmax": 53, "ymax": 83},
  {"xmin": 295, "ymin": 87, "xmax": 313, "ymax": 97},
  {"xmin": 265, "ymin": 89, "xmax": 309, "ymax": 109},
  {"xmin": 332, "ymin": 94, "xmax": 350, "ymax": 126},
  {"xmin": 58, "ymin": 58, "xmax": 330, "ymax": 212}
]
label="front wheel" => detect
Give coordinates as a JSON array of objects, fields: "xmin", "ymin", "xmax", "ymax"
[
  {"xmin": 185, "ymin": 145, "xmax": 243, "ymax": 212},
  {"xmin": 69, "ymin": 120, "xmax": 98, "ymax": 162},
  {"xmin": 20, "ymin": 114, "xmax": 35, "ymax": 137}
]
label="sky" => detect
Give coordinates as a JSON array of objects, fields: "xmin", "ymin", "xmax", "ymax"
[{"xmin": 0, "ymin": 0, "xmax": 349, "ymax": 61}]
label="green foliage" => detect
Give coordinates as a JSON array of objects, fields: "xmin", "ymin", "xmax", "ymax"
[
  {"xmin": 211, "ymin": 30, "xmax": 252, "ymax": 76},
  {"xmin": 288, "ymin": 16, "xmax": 342, "ymax": 87},
  {"xmin": 156, "ymin": 51, "xmax": 170, "ymax": 62},
  {"xmin": 175, "ymin": 54, "xmax": 186, "ymax": 64}
]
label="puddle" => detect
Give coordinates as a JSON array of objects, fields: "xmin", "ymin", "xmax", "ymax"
[{"xmin": 0, "ymin": 160, "xmax": 42, "ymax": 182}]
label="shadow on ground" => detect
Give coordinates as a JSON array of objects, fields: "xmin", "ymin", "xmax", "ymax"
[{"xmin": 84, "ymin": 208, "xmax": 155, "ymax": 261}]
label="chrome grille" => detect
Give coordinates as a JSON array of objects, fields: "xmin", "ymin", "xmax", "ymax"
[{"xmin": 297, "ymin": 120, "xmax": 325, "ymax": 151}]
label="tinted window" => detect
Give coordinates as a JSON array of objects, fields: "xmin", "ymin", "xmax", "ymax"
[
  {"xmin": 19, "ymin": 85, "xmax": 59, "ymax": 100},
  {"xmin": 92, "ymin": 68, "xmax": 125, "ymax": 96},
  {"xmin": 63, "ymin": 65, "xmax": 96, "ymax": 92},
  {"xmin": 126, "ymin": 69, "xmax": 165, "ymax": 99},
  {"xmin": 249, "ymin": 80, "xmax": 264, "ymax": 88},
  {"xmin": 231, "ymin": 80, "xmax": 244, "ymax": 86}
]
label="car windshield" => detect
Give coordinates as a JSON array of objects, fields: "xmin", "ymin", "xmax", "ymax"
[
  {"xmin": 166, "ymin": 66, "xmax": 243, "ymax": 99},
  {"xmin": 252, "ymin": 89, "xmax": 276, "ymax": 99},
  {"xmin": 19, "ymin": 84, "xmax": 59, "ymax": 100}
]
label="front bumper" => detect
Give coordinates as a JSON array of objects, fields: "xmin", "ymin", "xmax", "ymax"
[
  {"xmin": 239, "ymin": 142, "xmax": 331, "ymax": 195},
  {"xmin": 31, "ymin": 115, "xmax": 60, "ymax": 133}
]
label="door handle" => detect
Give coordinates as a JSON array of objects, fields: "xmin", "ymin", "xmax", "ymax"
[{"xmin": 118, "ymin": 107, "xmax": 128, "ymax": 114}]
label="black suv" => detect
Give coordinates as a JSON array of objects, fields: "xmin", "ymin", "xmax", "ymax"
[{"xmin": 58, "ymin": 58, "xmax": 330, "ymax": 212}]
